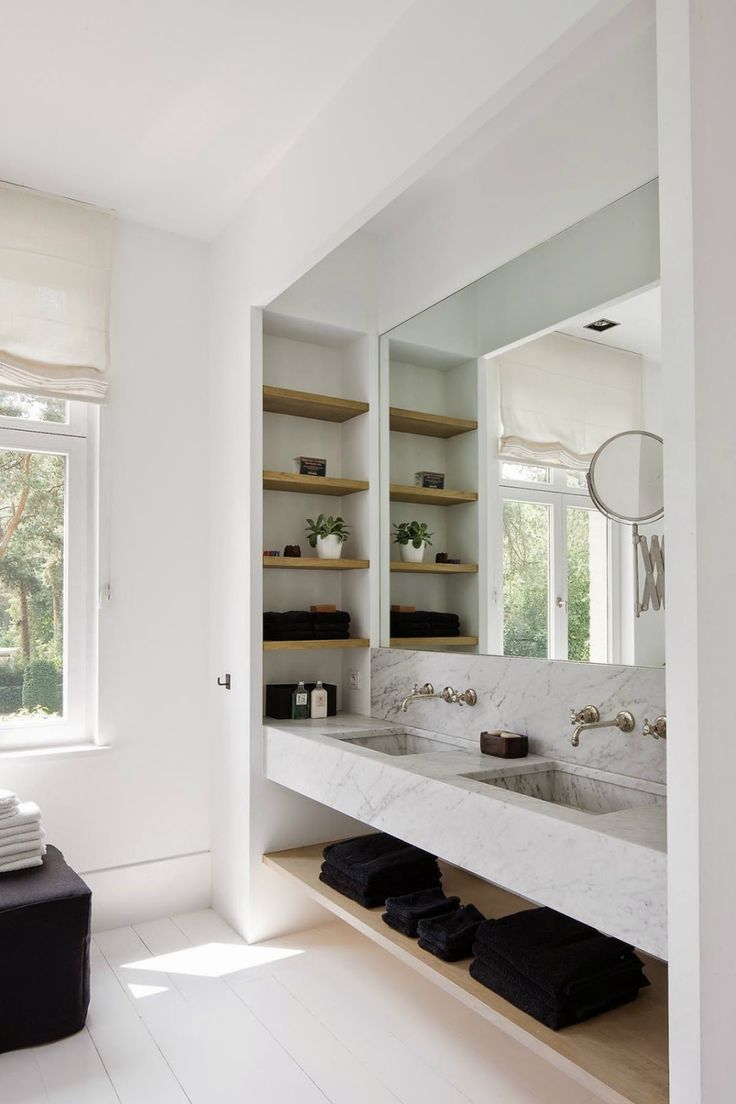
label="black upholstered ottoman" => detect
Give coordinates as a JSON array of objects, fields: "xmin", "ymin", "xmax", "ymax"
[{"xmin": 0, "ymin": 845, "xmax": 91, "ymax": 1053}]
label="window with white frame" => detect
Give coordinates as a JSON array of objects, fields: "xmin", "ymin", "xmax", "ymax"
[
  {"xmin": 0, "ymin": 391, "xmax": 96, "ymax": 748},
  {"xmin": 498, "ymin": 461, "xmax": 615, "ymax": 663}
]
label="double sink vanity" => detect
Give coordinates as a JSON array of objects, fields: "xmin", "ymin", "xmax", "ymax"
[{"xmin": 264, "ymin": 710, "xmax": 667, "ymax": 960}]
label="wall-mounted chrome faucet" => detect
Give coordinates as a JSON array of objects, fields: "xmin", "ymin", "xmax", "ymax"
[
  {"xmin": 570, "ymin": 705, "xmax": 635, "ymax": 748},
  {"xmin": 400, "ymin": 682, "xmax": 477, "ymax": 713},
  {"xmin": 643, "ymin": 715, "xmax": 667, "ymax": 740}
]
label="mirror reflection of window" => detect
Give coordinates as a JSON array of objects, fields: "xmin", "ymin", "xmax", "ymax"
[{"xmin": 499, "ymin": 466, "xmax": 611, "ymax": 663}]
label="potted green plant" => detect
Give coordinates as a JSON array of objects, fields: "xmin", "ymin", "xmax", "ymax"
[
  {"xmin": 305, "ymin": 514, "xmax": 351, "ymax": 559},
  {"xmin": 393, "ymin": 520, "xmax": 433, "ymax": 563}
]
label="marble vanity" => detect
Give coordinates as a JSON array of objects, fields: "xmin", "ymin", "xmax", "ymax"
[{"xmin": 263, "ymin": 713, "xmax": 667, "ymax": 959}]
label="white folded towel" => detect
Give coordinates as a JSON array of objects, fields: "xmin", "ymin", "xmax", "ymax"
[
  {"xmin": 0, "ymin": 834, "xmax": 45, "ymax": 859},
  {"xmin": 0, "ymin": 790, "xmax": 19, "ymax": 815},
  {"xmin": 0, "ymin": 801, "xmax": 41, "ymax": 831},
  {"xmin": 0, "ymin": 821, "xmax": 43, "ymax": 842},
  {"xmin": 0, "ymin": 850, "xmax": 44, "ymax": 874}
]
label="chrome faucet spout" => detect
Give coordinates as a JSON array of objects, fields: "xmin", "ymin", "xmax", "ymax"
[{"xmin": 570, "ymin": 708, "xmax": 635, "ymax": 748}]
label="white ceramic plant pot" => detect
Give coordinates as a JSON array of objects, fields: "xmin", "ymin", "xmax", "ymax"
[
  {"xmin": 400, "ymin": 542, "xmax": 426, "ymax": 563},
  {"xmin": 316, "ymin": 534, "xmax": 344, "ymax": 559}
]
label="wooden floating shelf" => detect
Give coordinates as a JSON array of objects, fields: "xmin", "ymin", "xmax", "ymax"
[
  {"xmin": 264, "ymin": 556, "xmax": 369, "ymax": 570},
  {"xmin": 389, "ymin": 406, "xmax": 478, "ymax": 438},
  {"xmin": 263, "ymin": 638, "xmax": 370, "ymax": 652},
  {"xmin": 390, "ymin": 635, "xmax": 479, "ymax": 647},
  {"xmin": 391, "ymin": 561, "xmax": 477, "ymax": 574},
  {"xmin": 263, "ymin": 844, "xmax": 668, "ymax": 1104},
  {"xmin": 390, "ymin": 484, "xmax": 478, "ymax": 507},
  {"xmin": 264, "ymin": 471, "xmax": 369, "ymax": 496},
  {"xmin": 263, "ymin": 385, "xmax": 368, "ymax": 423}
]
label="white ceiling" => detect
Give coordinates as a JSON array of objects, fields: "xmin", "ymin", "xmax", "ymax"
[
  {"xmin": 558, "ymin": 286, "xmax": 661, "ymax": 359},
  {"xmin": 0, "ymin": 1, "xmax": 412, "ymax": 239}
]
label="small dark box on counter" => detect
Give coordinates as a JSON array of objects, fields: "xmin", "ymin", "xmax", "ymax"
[
  {"xmin": 265, "ymin": 682, "xmax": 338, "ymax": 719},
  {"xmin": 480, "ymin": 730, "xmax": 529, "ymax": 758},
  {"xmin": 294, "ymin": 456, "xmax": 327, "ymax": 477}
]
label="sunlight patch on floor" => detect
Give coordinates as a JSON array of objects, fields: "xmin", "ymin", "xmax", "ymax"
[{"xmin": 122, "ymin": 941, "xmax": 304, "ymax": 978}]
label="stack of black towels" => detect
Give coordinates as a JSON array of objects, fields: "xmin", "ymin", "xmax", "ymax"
[
  {"xmin": 320, "ymin": 833, "xmax": 441, "ymax": 907},
  {"xmin": 382, "ymin": 890, "xmax": 486, "ymax": 961},
  {"xmin": 390, "ymin": 610, "xmax": 461, "ymax": 638},
  {"xmin": 264, "ymin": 610, "xmax": 351, "ymax": 641},
  {"xmin": 470, "ymin": 907, "xmax": 649, "ymax": 1030}
]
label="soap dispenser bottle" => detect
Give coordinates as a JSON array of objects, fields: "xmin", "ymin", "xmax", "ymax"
[
  {"xmin": 310, "ymin": 680, "xmax": 328, "ymax": 719},
  {"xmin": 291, "ymin": 681, "xmax": 309, "ymax": 719}
]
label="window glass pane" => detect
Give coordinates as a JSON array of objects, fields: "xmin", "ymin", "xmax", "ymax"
[
  {"xmin": 567, "ymin": 506, "xmax": 608, "ymax": 663},
  {"xmin": 501, "ymin": 461, "xmax": 550, "ymax": 484},
  {"xmin": 0, "ymin": 449, "xmax": 65, "ymax": 723},
  {"xmin": 566, "ymin": 470, "xmax": 587, "ymax": 489},
  {"xmin": 503, "ymin": 499, "xmax": 550, "ymax": 658},
  {"xmin": 0, "ymin": 391, "xmax": 67, "ymax": 424}
]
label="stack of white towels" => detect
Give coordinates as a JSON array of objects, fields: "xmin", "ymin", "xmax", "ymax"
[{"xmin": 0, "ymin": 789, "xmax": 46, "ymax": 873}]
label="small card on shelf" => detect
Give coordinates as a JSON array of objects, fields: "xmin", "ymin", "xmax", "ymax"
[
  {"xmin": 294, "ymin": 456, "xmax": 327, "ymax": 477},
  {"xmin": 414, "ymin": 471, "xmax": 445, "ymax": 489}
]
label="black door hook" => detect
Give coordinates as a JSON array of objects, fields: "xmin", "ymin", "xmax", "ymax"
[{"xmin": 217, "ymin": 673, "xmax": 231, "ymax": 690}]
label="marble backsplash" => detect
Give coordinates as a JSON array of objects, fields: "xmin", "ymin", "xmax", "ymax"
[{"xmin": 370, "ymin": 648, "xmax": 666, "ymax": 783}]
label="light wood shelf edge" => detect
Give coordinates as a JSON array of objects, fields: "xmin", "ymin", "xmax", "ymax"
[
  {"xmin": 263, "ymin": 385, "xmax": 369, "ymax": 422},
  {"xmin": 390, "ymin": 561, "xmax": 478, "ymax": 574},
  {"xmin": 263, "ymin": 638, "xmax": 370, "ymax": 652},
  {"xmin": 264, "ymin": 471, "xmax": 369, "ymax": 496},
  {"xmin": 389, "ymin": 636, "xmax": 479, "ymax": 647},
  {"xmin": 390, "ymin": 483, "xmax": 478, "ymax": 507},
  {"xmin": 263, "ymin": 844, "xmax": 668, "ymax": 1104},
  {"xmin": 264, "ymin": 557, "xmax": 369, "ymax": 570},
  {"xmin": 389, "ymin": 406, "xmax": 478, "ymax": 438}
]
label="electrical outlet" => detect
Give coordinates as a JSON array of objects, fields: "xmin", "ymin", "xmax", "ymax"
[{"xmin": 349, "ymin": 670, "xmax": 361, "ymax": 690}]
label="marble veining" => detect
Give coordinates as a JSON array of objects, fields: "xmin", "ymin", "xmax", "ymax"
[
  {"xmin": 370, "ymin": 648, "xmax": 667, "ymax": 783},
  {"xmin": 263, "ymin": 715, "xmax": 668, "ymax": 958}
]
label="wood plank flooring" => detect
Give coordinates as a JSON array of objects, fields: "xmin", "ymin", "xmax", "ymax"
[{"xmin": 0, "ymin": 909, "xmax": 608, "ymax": 1103}]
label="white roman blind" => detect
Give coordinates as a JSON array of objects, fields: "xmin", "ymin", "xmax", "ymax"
[
  {"xmin": 0, "ymin": 181, "xmax": 114, "ymax": 402},
  {"xmin": 497, "ymin": 332, "xmax": 643, "ymax": 470}
]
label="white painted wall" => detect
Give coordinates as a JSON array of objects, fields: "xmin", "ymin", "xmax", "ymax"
[{"xmin": 0, "ymin": 220, "xmax": 211, "ymax": 929}]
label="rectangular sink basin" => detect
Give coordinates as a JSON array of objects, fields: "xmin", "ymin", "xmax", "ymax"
[
  {"xmin": 461, "ymin": 763, "xmax": 666, "ymax": 815},
  {"xmin": 341, "ymin": 732, "xmax": 454, "ymax": 756}
]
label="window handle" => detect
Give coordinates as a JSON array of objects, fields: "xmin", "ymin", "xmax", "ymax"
[{"xmin": 556, "ymin": 596, "xmax": 567, "ymax": 610}]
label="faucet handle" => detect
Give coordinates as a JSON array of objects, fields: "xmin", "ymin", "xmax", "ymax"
[
  {"xmin": 571, "ymin": 705, "xmax": 600, "ymax": 726},
  {"xmin": 643, "ymin": 715, "xmax": 667, "ymax": 740}
]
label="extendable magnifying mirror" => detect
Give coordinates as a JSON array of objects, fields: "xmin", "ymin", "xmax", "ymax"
[{"xmin": 587, "ymin": 431, "xmax": 664, "ymax": 617}]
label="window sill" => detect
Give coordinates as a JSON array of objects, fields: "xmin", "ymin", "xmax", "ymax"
[{"xmin": 0, "ymin": 742, "xmax": 111, "ymax": 762}]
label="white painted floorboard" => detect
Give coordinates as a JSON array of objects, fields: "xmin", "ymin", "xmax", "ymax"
[{"xmin": 0, "ymin": 909, "xmax": 606, "ymax": 1104}]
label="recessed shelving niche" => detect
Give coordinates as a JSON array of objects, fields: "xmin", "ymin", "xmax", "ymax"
[{"xmin": 261, "ymin": 312, "xmax": 375, "ymax": 714}]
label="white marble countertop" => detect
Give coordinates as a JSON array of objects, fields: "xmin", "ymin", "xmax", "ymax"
[{"xmin": 263, "ymin": 714, "xmax": 667, "ymax": 959}]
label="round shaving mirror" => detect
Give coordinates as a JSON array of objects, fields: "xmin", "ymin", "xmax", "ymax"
[{"xmin": 587, "ymin": 431, "xmax": 664, "ymax": 525}]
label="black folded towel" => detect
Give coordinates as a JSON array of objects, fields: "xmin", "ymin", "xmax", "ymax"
[
  {"xmin": 263, "ymin": 628, "xmax": 315, "ymax": 640},
  {"xmin": 323, "ymin": 833, "xmax": 436, "ymax": 882},
  {"xmin": 314, "ymin": 628, "xmax": 351, "ymax": 639},
  {"xmin": 417, "ymin": 903, "xmax": 485, "ymax": 960},
  {"xmin": 264, "ymin": 610, "xmax": 312, "ymax": 623},
  {"xmin": 473, "ymin": 908, "xmax": 647, "ymax": 1003},
  {"xmin": 313, "ymin": 611, "xmax": 351, "ymax": 624},
  {"xmin": 469, "ymin": 952, "xmax": 645, "ymax": 1030},
  {"xmin": 320, "ymin": 860, "xmax": 441, "ymax": 908},
  {"xmin": 381, "ymin": 887, "xmax": 460, "ymax": 937}
]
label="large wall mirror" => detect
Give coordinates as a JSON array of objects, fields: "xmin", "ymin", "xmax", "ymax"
[{"xmin": 379, "ymin": 180, "xmax": 665, "ymax": 667}]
